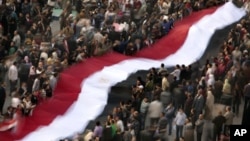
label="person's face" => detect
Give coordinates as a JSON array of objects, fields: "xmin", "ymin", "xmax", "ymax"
[
  {"xmin": 22, "ymin": 83, "xmax": 27, "ymax": 87},
  {"xmin": 38, "ymin": 62, "xmax": 43, "ymax": 68},
  {"xmin": 1, "ymin": 82, "xmax": 6, "ymax": 87},
  {"xmin": 199, "ymin": 114, "xmax": 203, "ymax": 119},
  {"xmin": 136, "ymin": 80, "xmax": 140, "ymax": 85},
  {"xmin": 107, "ymin": 115, "xmax": 111, "ymax": 119},
  {"xmin": 179, "ymin": 109, "xmax": 183, "ymax": 113},
  {"xmin": 180, "ymin": 138, "xmax": 184, "ymax": 141}
]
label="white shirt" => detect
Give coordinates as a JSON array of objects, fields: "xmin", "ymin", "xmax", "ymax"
[
  {"xmin": 116, "ymin": 120, "xmax": 124, "ymax": 132},
  {"xmin": 11, "ymin": 97, "xmax": 21, "ymax": 108},
  {"xmin": 175, "ymin": 112, "xmax": 187, "ymax": 126},
  {"xmin": 49, "ymin": 75, "xmax": 57, "ymax": 90},
  {"xmin": 171, "ymin": 68, "xmax": 181, "ymax": 80},
  {"xmin": 13, "ymin": 34, "xmax": 21, "ymax": 47},
  {"xmin": 40, "ymin": 51, "xmax": 48, "ymax": 61},
  {"xmin": 32, "ymin": 78, "xmax": 40, "ymax": 92},
  {"xmin": 23, "ymin": 99, "xmax": 32, "ymax": 109},
  {"xmin": 8, "ymin": 65, "xmax": 18, "ymax": 81},
  {"xmin": 140, "ymin": 100, "xmax": 149, "ymax": 114}
]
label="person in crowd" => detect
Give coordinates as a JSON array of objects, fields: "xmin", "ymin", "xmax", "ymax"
[
  {"xmin": 232, "ymin": 82, "xmax": 241, "ymax": 116},
  {"xmin": 223, "ymin": 106, "xmax": 234, "ymax": 136},
  {"xmin": 162, "ymin": 73, "xmax": 170, "ymax": 92},
  {"xmin": 158, "ymin": 63, "xmax": 168, "ymax": 75},
  {"xmin": 214, "ymin": 78, "xmax": 224, "ymax": 103},
  {"xmin": 243, "ymin": 80, "xmax": 250, "ymax": 111},
  {"xmin": 174, "ymin": 108, "xmax": 187, "ymax": 141},
  {"xmin": 222, "ymin": 78, "xmax": 231, "ymax": 95},
  {"xmin": 171, "ymin": 65, "xmax": 181, "ymax": 82},
  {"xmin": 184, "ymin": 118, "xmax": 194, "ymax": 141},
  {"xmin": 21, "ymin": 95, "xmax": 36, "ymax": 116},
  {"xmin": 112, "ymin": 128, "xmax": 123, "ymax": 141},
  {"xmin": 195, "ymin": 114, "xmax": 205, "ymax": 141},
  {"xmin": 0, "ymin": 82, "xmax": 6, "ymax": 116},
  {"xmin": 11, "ymin": 93, "xmax": 21, "ymax": 109},
  {"xmin": 102, "ymin": 121, "xmax": 113, "ymax": 141},
  {"xmin": 129, "ymin": 115, "xmax": 140, "ymax": 141},
  {"xmin": 140, "ymin": 97, "xmax": 149, "ymax": 130},
  {"xmin": 8, "ymin": 61, "xmax": 18, "ymax": 94},
  {"xmin": 205, "ymin": 87, "xmax": 214, "ymax": 120},
  {"xmin": 192, "ymin": 88, "xmax": 205, "ymax": 121},
  {"xmin": 155, "ymin": 112, "xmax": 168, "ymax": 140},
  {"xmin": 160, "ymin": 89, "xmax": 172, "ymax": 108},
  {"xmin": 212, "ymin": 111, "xmax": 226, "ymax": 141},
  {"xmin": 123, "ymin": 126, "xmax": 132, "ymax": 141},
  {"xmin": 184, "ymin": 93, "xmax": 193, "ymax": 117},
  {"xmin": 164, "ymin": 102, "xmax": 175, "ymax": 135},
  {"xmin": 3, "ymin": 106, "xmax": 14, "ymax": 120},
  {"xmin": 115, "ymin": 116, "xmax": 125, "ymax": 133},
  {"xmin": 148, "ymin": 95, "xmax": 163, "ymax": 127},
  {"xmin": 0, "ymin": 0, "xmax": 246, "ymax": 140},
  {"xmin": 92, "ymin": 121, "xmax": 103, "ymax": 140}
]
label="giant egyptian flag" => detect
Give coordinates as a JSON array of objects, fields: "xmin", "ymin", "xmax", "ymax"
[{"xmin": 0, "ymin": 2, "xmax": 246, "ymax": 141}]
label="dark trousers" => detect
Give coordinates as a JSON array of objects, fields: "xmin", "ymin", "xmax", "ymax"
[
  {"xmin": 0, "ymin": 100, "xmax": 5, "ymax": 114},
  {"xmin": 9, "ymin": 80, "xmax": 17, "ymax": 94},
  {"xmin": 197, "ymin": 132, "xmax": 202, "ymax": 141},
  {"xmin": 141, "ymin": 113, "xmax": 146, "ymax": 130},
  {"xmin": 233, "ymin": 97, "xmax": 240, "ymax": 116},
  {"xmin": 213, "ymin": 128, "xmax": 222, "ymax": 141},
  {"xmin": 150, "ymin": 118, "xmax": 159, "ymax": 127},
  {"xmin": 167, "ymin": 118, "xmax": 173, "ymax": 135},
  {"xmin": 19, "ymin": 74, "xmax": 28, "ymax": 85},
  {"xmin": 176, "ymin": 125, "xmax": 184, "ymax": 140},
  {"xmin": 244, "ymin": 97, "xmax": 250, "ymax": 111},
  {"xmin": 223, "ymin": 125, "xmax": 230, "ymax": 135}
]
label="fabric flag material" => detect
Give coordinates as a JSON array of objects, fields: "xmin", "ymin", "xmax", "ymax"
[
  {"xmin": 0, "ymin": 120, "xmax": 17, "ymax": 132},
  {"xmin": 0, "ymin": 2, "xmax": 246, "ymax": 141}
]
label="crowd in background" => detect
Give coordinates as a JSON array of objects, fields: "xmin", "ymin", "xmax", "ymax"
[
  {"xmin": 81, "ymin": 13, "xmax": 250, "ymax": 141},
  {"xmin": 0, "ymin": 0, "xmax": 219, "ymax": 118},
  {"xmin": 0, "ymin": 0, "xmax": 249, "ymax": 141}
]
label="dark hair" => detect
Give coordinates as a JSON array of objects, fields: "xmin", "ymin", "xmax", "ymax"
[
  {"xmin": 106, "ymin": 121, "xmax": 111, "ymax": 126},
  {"xmin": 96, "ymin": 121, "xmax": 101, "ymax": 126},
  {"xmin": 161, "ymin": 63, "xmax": 165, "ymax": 67}
]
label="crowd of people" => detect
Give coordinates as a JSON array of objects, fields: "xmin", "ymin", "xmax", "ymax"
[
  {"xmin": 0, "ymin": 0, "xmax": 216, "ymax": 119},
  {"xmin": 80, "ymin": 3, "xmax": 250, "ymax": 141},
  {"xmin": 82, "ymin": 17, "xmax": 250, "ymax": 141},
  {"xmin": 0, "ymin": 0, "xmax": 249, "ymax": 141}
]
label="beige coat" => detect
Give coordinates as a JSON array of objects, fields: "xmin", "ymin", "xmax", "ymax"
[
  {"xmin": 148, "ymin": 100, "xmax": 163, "ymax": 118},
  {"xmin": 224, "ymin": 111, "xmax": 234, "ymax": 125},
  {"xmin": 184, "ymin": 122, "xmax": 194, "ymax": 141},
  {"xmin": 222, "ymin": 79, "xmax": 231, "ymax": 95},
  {"xmin": 205, "ymin": 90, "xmax": 214, "ymax": 119}
]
